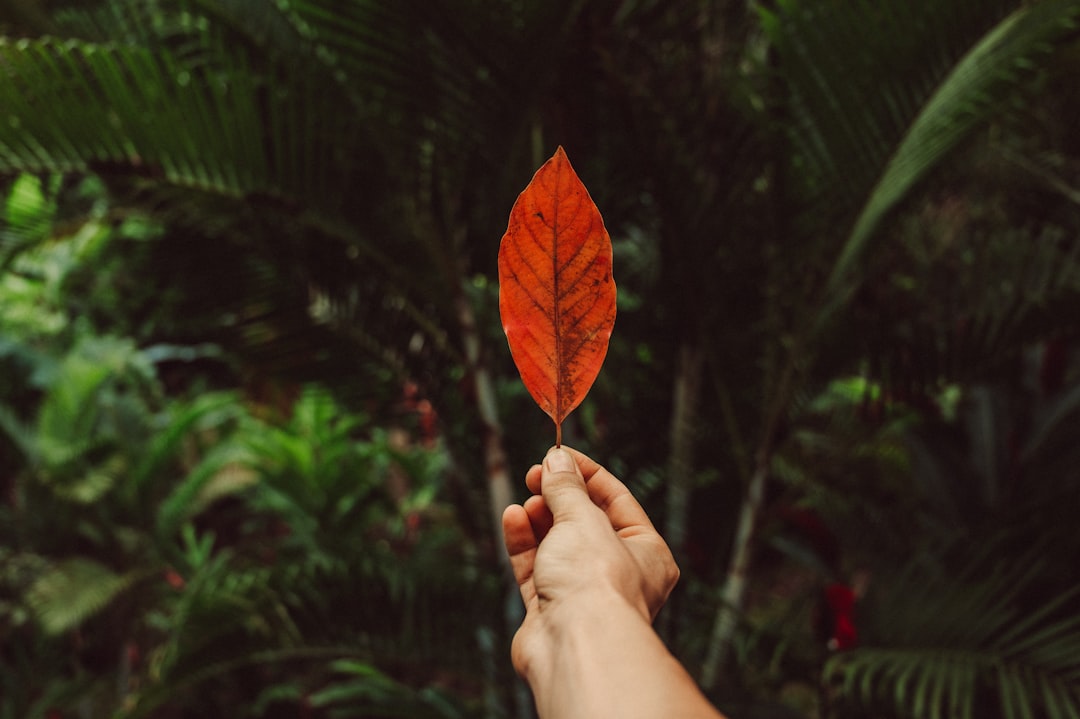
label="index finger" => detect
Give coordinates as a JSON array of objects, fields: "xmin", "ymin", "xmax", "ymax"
[{"xmin": 525, "ymin": 446, "xmax": 657, "ymax": 535}]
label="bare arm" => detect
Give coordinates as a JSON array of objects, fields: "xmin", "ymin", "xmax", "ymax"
[{"xmin": 502, "ymin": 447, "xmax": 725, "ymax": 719}]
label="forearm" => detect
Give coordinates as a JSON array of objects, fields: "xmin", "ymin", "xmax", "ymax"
[{"xmin": 523, "ymin": 596, "xmax": 724, "ymax": 719}]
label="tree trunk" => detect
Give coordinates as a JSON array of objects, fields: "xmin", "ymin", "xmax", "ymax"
[
  {"xmin": 454, "ymin": 286, "xmax": 534, "ymax": 718},
  {"xmin": 660, "ymin": 342, "xmax": 704, "ymax": 641},
  {"xmin": 453, "ymin": 291, "xmax": 513, "ymax": 567},
  {"xmin": 700, "ymin": 447, "xmax": 769, "ymax": 690},
  {"xmin": 665, "ymin": 342, "xmax": 705, "ymax": 553}
]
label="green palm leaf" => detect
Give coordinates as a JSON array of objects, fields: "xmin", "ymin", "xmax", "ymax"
[
  {"xmin": 827, "ymin": 0, "xmax": 1080, "ymax": 302},
  {"xmin": 760, "ymin": 0, "xmax": 1080, "ymax": 322},
  {"xmin": 857, "ymin": 220, "xmax": 1080, "ymax": 395},
  {"xmin": 827, "ymin": 549, "xmax": 1080, "ymax": 719},
  {"xmin": 0, "ymin": 35, "xmax": 359, "ymax": 214},
  {"xmin": 1, "ymin": 174, "xmax": 57, "ymax": 265},
  {"xmin": 25, "ymin": 557, "xmax": 139, "ymax": 634}
]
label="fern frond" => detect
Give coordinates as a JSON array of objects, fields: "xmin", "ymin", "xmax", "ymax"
[
  {"xmin": 828, "ymin": 549, "xmax": 1080, "ymax": 719},
  {"xmin": 154, "ymin": 441, "xmax": 258, "ymax": 539},
  {"xmin": 130, "ymin": 390, "xmax": 243, "ymax": 496},
  {"xmin": 1, "ymin": 174, "xmax": 58, "ymax": 265},
  {"xmin": 25, "ymin": 557, "xmax": 139, "ymax": 634}
]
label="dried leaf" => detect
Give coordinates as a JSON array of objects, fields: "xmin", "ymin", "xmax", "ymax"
[{"xmin": 498, "ymin": 146, "xmax": 616, "ymax": 446}]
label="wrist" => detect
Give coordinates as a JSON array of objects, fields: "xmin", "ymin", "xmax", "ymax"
[
  {"xmin": 518, "ymin": 589, "xmax": 651, "ymax": 689},
  {"xmin": 519, "ymin": 593, "xmax": 719, "ymax": 719}
]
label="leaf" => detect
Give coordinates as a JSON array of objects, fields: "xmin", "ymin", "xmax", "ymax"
[
  {"xmin": 820, "ymin": 0, "xmax": 1080, "ymax": 309},
  {"xmin": 26, "ymin": 558, "xmax": 137, "ymax": 635},
  {"xmin": 498, "ymin": 146, "xmax": 616, "ymax": 446}
]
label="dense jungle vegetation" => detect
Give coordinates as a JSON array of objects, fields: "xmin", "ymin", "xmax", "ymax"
[{"xmin": 2, "ymin": 1, "xmax": 1080, "ymax": 717}]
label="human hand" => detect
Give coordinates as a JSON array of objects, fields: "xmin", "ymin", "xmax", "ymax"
[{"xmin": 502, "ymin": 446, "xmax": 680, "ymax": 678}]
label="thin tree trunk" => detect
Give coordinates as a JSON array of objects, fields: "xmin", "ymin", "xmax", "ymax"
[
  {"xmin": 454, "ymin": 291, "xmax": 513, "ymax": 567},
  {"xmin": 700, "ymin": 349, "xmax": 795, "ymax": 690},
  {"xmin": 665, "ymin": 342, "xmax": 705, "ymax": 553},
  {"xmin": 660, "ymin": 342, "xmax": 704, "ymax": 641},
  {"xmin": 454, "ymin": 286, "xmax": 533, "ymax": 718},
  {"xmin": 699, "ymin": 449, "xmax": 769, "ymax": 690}
]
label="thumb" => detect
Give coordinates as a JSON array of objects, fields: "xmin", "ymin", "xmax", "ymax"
[{"xmin": 540, "ymin": 447, "xmax": 591, "ymax": 518}]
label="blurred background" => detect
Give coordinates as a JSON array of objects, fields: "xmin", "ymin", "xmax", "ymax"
[{"xmin": 2, "ymin": 1, "xmax": 1080, "ymax": 717}]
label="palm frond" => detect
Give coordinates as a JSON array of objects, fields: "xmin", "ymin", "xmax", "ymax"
[
  {"xmin": 43, "ymin": 0, "xmax": 171, "ymax": 42},
  {"xmin": 130, "ymin": 389, "xmax": 242, "ymax": 496},
  {"xmin": 1, "ymin": 174, "xmax": 58, "ymax": 265},
  {"xmin": 827, "ymin": 547, "xmax": 1080, "ymax": 719},
  {"xmin": 309, "ymin": 659, "xmax": 465, "ymax": 718},
  {"xmin": 0, "ymin": 36, "xmax": 362, "ymax": 216},
  {"xmin": 1023, "ymin": 380, "xmax": 1080, "ymax": 468},
  {"xmin": 760, "ymin": 0, "xmax": 1080, "ymax": 319},
  {"xmin": 845, "ymin": 212, "xmax": 1080, "ymax": 398},
  {"xmin": 154, "ymin": 440, "xmax": 257, "ymax": 540},
  {"xmin": 49, "ymin": 0, "xmax": 312, "ymax": 61},
  {"xmin": 25, "ymin": 557, "xmax": 139, "ymax": 634},
  {"xmin": 827, "ymin": 0, "xmax": 1080, "ymax": 300}
]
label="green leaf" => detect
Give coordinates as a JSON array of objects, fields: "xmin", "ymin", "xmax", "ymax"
[
  {"xmin": 26, "ymin": 558, "xmax": 136, "ymax": 634},
  {"xmin": 827, "ymin": 545, "xmax": 1080, "ymax": 719},
  {"xmin": 0, "ymin": 36, "xmax": 355, "ymax": 214},
  {"xmin": 4, "ymin": 174, "xmax": 50, "ymax": 229},
  {"xmin": 156, "ymin": 440, "xmax": 257, "ymax": 539},
  {"xmin": 823, "ymin": 0, "xmax": 1080, "ymax": 306}
]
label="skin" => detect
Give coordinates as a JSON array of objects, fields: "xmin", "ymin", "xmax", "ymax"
[{"xmin": 502, "ymin": 446, "xmax": 725, "ymax": 719}]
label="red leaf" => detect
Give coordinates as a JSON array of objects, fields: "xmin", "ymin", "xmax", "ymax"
[{"xmin": 498, "ymin": 146, "xmax": 616, "ymax": 446}]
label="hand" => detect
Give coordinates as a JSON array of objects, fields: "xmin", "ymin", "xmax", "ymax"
[{"xmin": 502, "ymin": 446, "xmax": 680, "ymax": 678}]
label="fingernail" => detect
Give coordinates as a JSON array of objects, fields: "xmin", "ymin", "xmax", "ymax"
[{"xmin": 545, "ymin": 447, "xmax": 575, "ymax": 473}]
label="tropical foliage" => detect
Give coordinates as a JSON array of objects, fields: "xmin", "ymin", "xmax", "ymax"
[{"xmin": 2, "ymin": 0, "xmax": 1080, "ymax": 717}]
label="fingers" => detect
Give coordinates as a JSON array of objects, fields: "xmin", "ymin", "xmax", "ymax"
[
  {"xmin": 536, "ymin": 448, "xmax": 593, "ymax": 519},
  {"xmin": 501, "ymin": 504, "xmax": 538, "ymax": 607},
  {"xmin": 523, "ymin": 494, "xmax": 554, "ymax": 541},
  {"xmin": 526, "ymin": 446, "xmax": 657, "ymax": 535},
  {"xmin": 506, "ymin": 447, "xmax": 680, "ymax": 622},
  {"xmin": 524, "ymin": 445, "xmax": 607, "ymax": 492}
]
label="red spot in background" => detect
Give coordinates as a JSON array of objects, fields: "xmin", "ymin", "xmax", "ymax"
[{"xmin": 823, "ymin": 583, "xmax": 858, "ymax": 650}]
